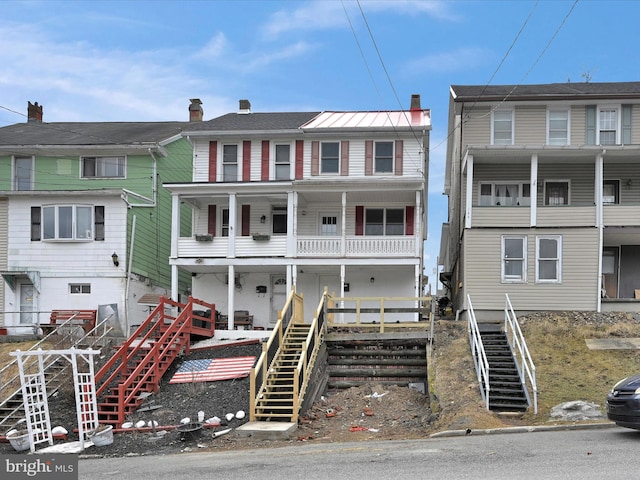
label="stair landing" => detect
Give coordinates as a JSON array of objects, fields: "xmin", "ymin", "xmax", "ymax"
[{"xmin": 235, "ymin": 421, "xmax": 297, "ymax": 440}]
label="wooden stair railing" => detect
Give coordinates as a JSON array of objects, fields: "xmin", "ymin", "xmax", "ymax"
[{"xmin": 94, "ymin": 296, "xmax": 214, "ymax": 426}]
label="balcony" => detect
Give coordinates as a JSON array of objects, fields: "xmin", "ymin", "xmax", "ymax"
[{"xmin": 176, "ymin": 235, "xmax": 419, "ymax": 259}]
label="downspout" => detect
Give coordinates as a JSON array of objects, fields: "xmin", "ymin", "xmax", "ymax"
[
  {"xmin": 121, "ymin": 148, "xmax": 158, "ymax": 208},
  {"xmin": 596, "ymin": 150, "xmax": 605, "ymax": 312},
  {"xmin": 125, "ymin": 215, "xmax": 137, "ymax": 336}
]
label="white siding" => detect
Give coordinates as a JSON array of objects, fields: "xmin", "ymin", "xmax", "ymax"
[{"xmin": 193, "ymin": 139, "xmax": 210, "ymax": 182}]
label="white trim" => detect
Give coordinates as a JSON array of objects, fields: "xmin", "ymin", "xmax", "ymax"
[
  {"xmin": 272, "ymin": 141, "xmax": 293, "ymax": 181},
  {"xmin": 543, "ymin": 179, "xmax": 571, "ymax": 206},
  {"xmin": 501, "ymin": 235, "xmax": 527, "ymax": 283},
  {"xmin": 320, "ymin": 141, "xmax": 341, "ymax": 175},
  {"xmin": 596, "ymin": 104, "xmax": 622, "ymax": 145},
  {"xmin": 546, "ymin": 108, "xmax": 570, "ymax": 146},
  {"xmin": 491, "ymin": 109, "xmax": 514, "ymax": 145},
  {"xmin": 535, "ymin": 235, "xmax": 562, "ymax": 283},
  {"xmin": 12, "ymin": 155, "xmax": 34, "ymax": 191}
]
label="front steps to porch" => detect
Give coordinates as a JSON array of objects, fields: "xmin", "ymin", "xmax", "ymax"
[{"xmin": 478, "ymin": 324, "xmax": 528, "ymax": 412}]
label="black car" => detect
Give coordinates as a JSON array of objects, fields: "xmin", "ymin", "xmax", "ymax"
[{"xmin": 606, "ymin": 374, "xmax": 640, "ymax": 430}]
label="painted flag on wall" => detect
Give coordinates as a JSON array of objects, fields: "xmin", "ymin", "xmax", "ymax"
[{"xmin": 169, "ymin": 356, "xmax": 256, "ymax": 384}]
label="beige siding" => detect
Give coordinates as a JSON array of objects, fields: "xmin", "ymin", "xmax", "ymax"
[
  {"xmin": 514, "ymin": 105, "xmax": 546, "ymax": 144},
  {"xmin": 0, "ymin": 198, "xmax": 6, "ymax": 326},
  {"xmin": 603, "ymin": 163, "xmax": 640, "ymax": 203},
  {"xmin": 463, "ymin": 228, "xmax": 599, "ymax": 312},
  {"xmin": 537, "ymin": 162, "xmax": 595, "ymax": 206},
  {"xmin": 570, "ymin": 105, "xmax": 586, "ymax": 146},
  {"xmin": 461, "ymin": 106, "xmax": 491, "ymax": 146},
  {"xmin": 472, "ymin": 164, "xmax": 530, "ymax": 203}
]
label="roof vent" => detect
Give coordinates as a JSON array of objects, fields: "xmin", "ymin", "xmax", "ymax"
[{"xmin": 239, "ymin": 99, "xmax": 251, "ymax": 114}]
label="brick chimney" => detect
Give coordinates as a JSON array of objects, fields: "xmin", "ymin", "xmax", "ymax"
[
  {"xmin": 238, "ymin": 99, "xmax": 251, "ymax": 114},
  {"xmin": 410, "ymin": 94, "xmax": 421, "ymax": 124},
  {"xmin": 28, "ymin": 101, "xmax": 43, "ymax": 123},
  {"xmin": 189, "ymin": 98, "xmax": 203, "ymax": 122}
]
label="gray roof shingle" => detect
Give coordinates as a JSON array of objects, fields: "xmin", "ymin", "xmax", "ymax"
[
  {"xmin": 183, "ymin": 112, "xmax": 321, "ymax": 133},
  {"xmin": 451, "ymin": 81, "xmax": 640, "ymax": 102}
]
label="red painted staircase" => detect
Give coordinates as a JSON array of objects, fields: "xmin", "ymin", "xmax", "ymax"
[{"xmin": 94, "ymin": 296, "xmax": 215, "ymax": 426}]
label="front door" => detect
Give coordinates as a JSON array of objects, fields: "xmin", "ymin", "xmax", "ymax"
[
  {"xmin": 19, "ymin": 282, "xmax": 35, "ymax": 324},
  {"xmin": 270, "ymin": 275, "xmax": 287, "ymax": 324},
  {"xmin": 602, "ymin": 247, "xmax": 619, "ymax": 299}
]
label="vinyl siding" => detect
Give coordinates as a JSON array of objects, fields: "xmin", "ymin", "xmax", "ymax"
[
  {"xmin": 570, "ymin": 105, "xmax": 586, "ymax": 145},
  {"xmin": 463, "ymin": 227, "xmax": 599, "ymax": 312},
  {"xmin": 514, "ymin": 105, "xmax": 546, "ymax": 144},
  {"xmin": 461, "ymin": 106, "xmax": 491, "ymax": 146},
  {"xmin": 537, "ymin": 162, "xmax": 595, "ymax": 206}
]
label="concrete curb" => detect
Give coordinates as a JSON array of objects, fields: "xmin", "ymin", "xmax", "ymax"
[{"xmin": 429, "ymin": 422, "xmax": 617, "ymax": 438}]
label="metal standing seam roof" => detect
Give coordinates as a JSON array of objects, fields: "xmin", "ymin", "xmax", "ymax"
[{"xmin": 300, "ymin": 110, "xmax": 431, "ymax": 130}]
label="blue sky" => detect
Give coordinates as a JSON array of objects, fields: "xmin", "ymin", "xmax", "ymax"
[{"xmin": 1, "ymin": 0, "xmax": 638, "ymax": 292}]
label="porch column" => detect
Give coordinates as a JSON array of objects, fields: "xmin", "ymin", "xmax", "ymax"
[
  {"xmin": 341, "ymin": 192, "xmax": 347, "ymax": 256},
  {"xmin": 415, "ymin": 190, "xmax": 421, "ymax": 257},
  {"xmin": 595, "ymin": 152, "xmax": 604, "ymax": 228},
  {"xmin": 464, "ymin": 155, "xmax": 473, "ymax": 229},
  {"xmin": 228, "ymin": 193, "xmax": 236, "ymax": 258},
  {"xmin": 287, "ymin": 191, "xmax": 295, "ymax": 257},
  {"xmin": 227, "ymin": 264, "xmax": 235, "ymax": 329},
  {"xmin": 170, "ymin": 194, "xmax": 180, "ymax": 302},
  {"xmin": 530, "ymin": 154, "xmax": 538, "ymax": 227}
]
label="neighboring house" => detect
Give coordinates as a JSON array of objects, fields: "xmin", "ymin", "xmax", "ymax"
[
  {"xmin": 165, "ymin": 97, "xmax": 430, "ymax": 331},
  {"xmin": 439, "ymin": 81, "xmax": 640, "ymax": 321},
  {"xmin": 0, "ymin": 101, "xmax": 197, "ymax": 334}
]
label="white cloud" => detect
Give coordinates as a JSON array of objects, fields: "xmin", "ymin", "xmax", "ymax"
[
  {"xmin": 362, "ymin": 0, "xmax": 459, "ymax": 21},
  {"xmin": 404, "ymin": 47, "xmax": 493, "ymax": 75},
  {"xmin": 193, "ymin": 32, "xmax": 228, "ymax": 59}
]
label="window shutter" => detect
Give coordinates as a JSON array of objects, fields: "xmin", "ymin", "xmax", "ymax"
[
  {"xmin": 295, "ymin": 140, "xmax": 304, "ymax": 179},
  {"xmin": 241, "ymin": 205, "xmax": 250, "ymax": 236},
  {"xmin": 94, "ymin": 206, "xmax": 105, "ymax": 241},
  {"xmin": 623, "ymin": 105, "xmax": 632, "ymax": 145},
  {"xmin": 365, "ymin": 141, "xmax": 373, "ymax": 176},
  {"xmin": 31, "ymin": 206, "xmax": 41, "ymax": 241},
  {"xmin": 585, "ymin": 106, "xmax": 596, "ymax": 145},
  {"xmin": 311, "ymin": 141, "xmax": 319, "ymax": 176},
  {"xmin": 241, "ymin": 140, "xmax": 251, "ymax": 181},
  {"xmin": 208, "ymin": 141, "xmax": 217, "ymax": 182},
  {"xmin": 405, "ymin": 206, "xmax": 414, "ymax": 235},
  {"xmin": 395, "ymin": 140, "xmax": 403, "ymax": 176},
  {"xmin": 261, "ymin": 140, "xmax": 270, "ymax": 181},
  {"xmin": 340, "ymin": 141, "xmax": 349, "ymax": 176},
  {"xmin": 355, "ymin": 206, "xmax": 364, "ymax": 235},
  {"xmin": 207, "ymin": 205, "xmax": 216, "ymax": 236}
]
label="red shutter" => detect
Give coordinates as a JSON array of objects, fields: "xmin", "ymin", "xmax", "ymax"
[
  {"xmin": 243, "ymin": 140, "xmax": 251, "ymax": 181},
  {"xmin": 405, "ymin": 206, "xmax": 414, "ymax": 235},
  {"xmin": 295, "ymin": 140, "xmax": 304, "ymax": 179},
  {"xmin": 208, "ymin": 205, "xmax": 216, "ymax": 236},
  {"xmin": 261, "ymin": 140, "xmax": 270, "ymax": 181},
  {"xmin": 241, "ymin": 205, "xmax": 250, "ymax": 236},
  {"xmin": 395, "ymin": 140, "xmax": 403, "ymax": 176},
  {"xmin": 341, "ymin": 141, "xmax": 349, "ymax": 176},
  {"xmin": 208, "ymin": 141, "xmax": 217, "ymax": 182},
  {"xmin": 311, "ymin": 141, "xmax": 319, "ymax": 176},
  {"xmin": 365, "ymin": 140, "xmax": 373, "ymax": 176},
  {"xmin": 355, "ymin": 206, "xmax": 364, "ymax": 236}
]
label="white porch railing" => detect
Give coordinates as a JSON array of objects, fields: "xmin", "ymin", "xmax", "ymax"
[
  {"xmin": 504, "ymin": 294, "xmax": 538, "ymax": 414},
  {"xmin": 467, "ymin": 295, "xmax": 490, "ymax": 410}
]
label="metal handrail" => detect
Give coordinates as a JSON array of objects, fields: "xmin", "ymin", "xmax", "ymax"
[
  {"xmin": 504, "ymin": 294, "xmax": 538, "ymax": 414},
  {"xmin": 467, "ymin": 295, "xmax": 490, "ymax": 410}
]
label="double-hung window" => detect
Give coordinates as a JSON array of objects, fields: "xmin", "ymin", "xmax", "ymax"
[
  {"xmin": 222, "ymin": 144, "xmax": 238, "ymax": 181},
  {"xmin": 365, "ymin": 208, "xmax": 404, "ymax": 236},
  {"xmin": 603, "ymin": 180, "xmax": 620, "ymax": 205},
  {"xmin": 544, "ymin": 181, "xmax": 569, "ymax": 206},
  {"xmin": 32, "ymin": 205, "xmax": 104, "ymax": 241},
  {"xmin": 82, "ymin": 156, "xmax": 125, "ymax": 178},
  {"xmin": 320, "ymin": 142, "xmax": 340, "ymax": 174},
  {"xmin": 275, "ymin": 144, "xmax": 291, "ymax": 180},
  {"xmin": 548, "ymin": 109, "xmax": 569, "ymax": 145},
  {"xmin": 599, "ymin": 108, "xmax": 618, "ymax": 145},
  {"xmin": 586, "ymin": 105, "xmax": 631, "ymax": 145},
  {"xmin": 374, "ymin": 141, "xmax": 394, "ymax": 173},
  {"xmin": 502, "ymin": 236, "xmax": 526, "ymax": 283},
  {"xmin": 492, "ymin": 110, "xmax": 514, "ymax": 145},
  {"xmin": 536, "ymin": 235, "xmax": 562, "ymax": 283},
  {"xmin": 14, "ymin": 156, "xmax": 34, "ymax": 190}
]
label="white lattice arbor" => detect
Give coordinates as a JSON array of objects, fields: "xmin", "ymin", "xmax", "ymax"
[{"xmin": 10, "ymin": 347, "xmax": 101, "ymax": 453}]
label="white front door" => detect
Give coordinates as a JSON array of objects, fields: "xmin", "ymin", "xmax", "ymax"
[
  {"xmin": 19, "ymin": 283, "xmax": 35, "ymax": 324},
  {"xmin": 270, "ymin": 275, "xmax": 287, "ymax": 324}
]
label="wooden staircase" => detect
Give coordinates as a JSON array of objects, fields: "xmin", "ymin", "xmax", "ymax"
[
  {"xmin": 479, "ymin": 325, "xmax": 528, "ymax": 412},
  {"xmin": 253, "ymin": 323, "xmax": 312, "ymax": 421},
  {"xmin": 95, "ymin": 296, "xmax": 214, "ymax": 426}
]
